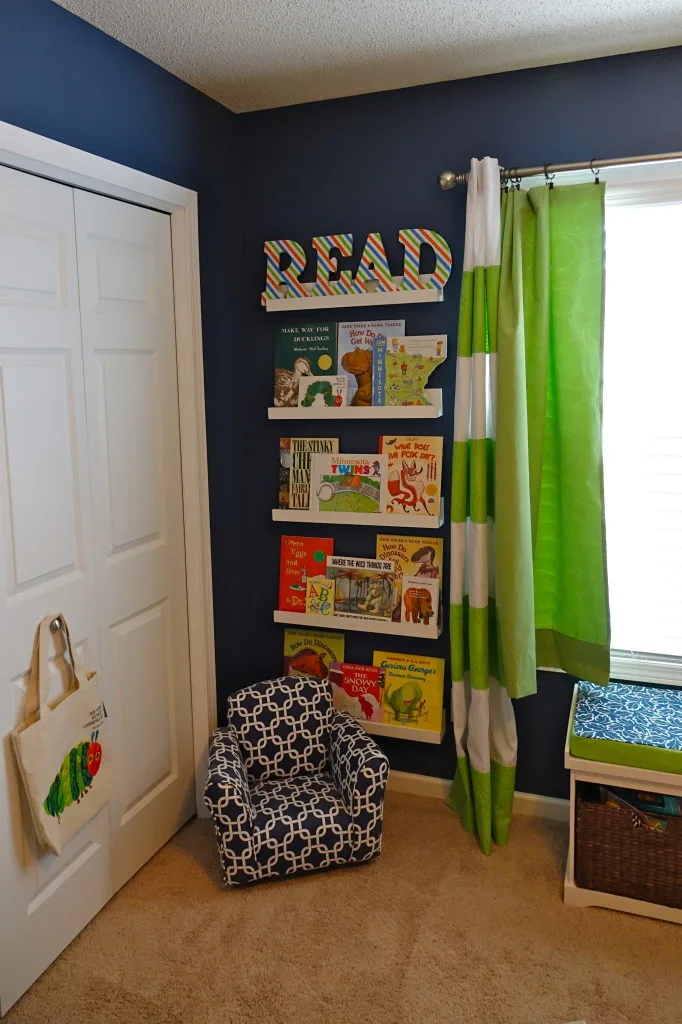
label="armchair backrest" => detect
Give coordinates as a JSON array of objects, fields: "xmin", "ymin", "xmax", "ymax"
[{"xmin": 227, "ymin": 675, "xmax": 333, "ymax": 782}]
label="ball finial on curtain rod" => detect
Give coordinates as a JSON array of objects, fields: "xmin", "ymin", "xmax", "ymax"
[{"xmin": 438, "ymin": 169, "xmax": 458, "ymax": 190}]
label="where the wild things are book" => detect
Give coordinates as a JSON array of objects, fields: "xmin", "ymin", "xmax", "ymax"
[
  {"xmin": 279, "ymin": 438, "xmax": 339, "ymax": 509},
  {"xmin": 326, "ymin": 556, "xmax": 396, "ymax": 619},
  {"xmin": 274, "ymin": 323, "xmax": 338, "ymax": 407}
]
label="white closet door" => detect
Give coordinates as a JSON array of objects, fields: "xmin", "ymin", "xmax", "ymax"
[
  {"xmin": 0, "ymin": 167, "xmax": 113, "ymax": 1014},
  {"xmin": 74, "ymin": 192, "xmax": 195, "ymax": 891}
]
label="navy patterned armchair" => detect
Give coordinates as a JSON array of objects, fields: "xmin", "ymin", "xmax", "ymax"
[{"xmin": 204, "ymin": 675, "xmax": 390, "ymax": 886}]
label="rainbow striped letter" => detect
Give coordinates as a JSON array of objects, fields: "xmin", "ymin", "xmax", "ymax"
[
  {"xmin": 261, "ymin": 239, "xmax": 309, "ymax": 305},
  {"xmin": 398, "ymin": 228, "xmax": 452, "ymax": 292},
  {"xmin": 311, "ymin": 234, "xmax": 354, "ymax": 297},
  {"xmin": 354, "ymin": 232, "xmax": 397, "ymax": 293}
]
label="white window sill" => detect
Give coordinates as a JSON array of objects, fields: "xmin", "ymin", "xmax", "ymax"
[{"xmin": 540, "ymin": 653, "xmax": 682, "ymax": 687}]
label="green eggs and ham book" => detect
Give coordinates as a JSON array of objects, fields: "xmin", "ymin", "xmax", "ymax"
[
  {"xmin": 283, "ymin": 628, "xmax": 345, "ymax": 681},
  {"xmin": 274, "ymin": 323, "xmax": 338, "ymax": 407},
  {"xmin": 279, "ymin": 535, "xmax": 334, "ymax": 614}
]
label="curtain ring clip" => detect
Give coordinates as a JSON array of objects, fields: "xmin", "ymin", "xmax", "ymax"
[
  {"xmin": 544, "ymin": 163, "xmax": 555, "ymax": 190},
  {"xmin": 590, "ymin": 158, "xmax": 600, "ymax": 184}
]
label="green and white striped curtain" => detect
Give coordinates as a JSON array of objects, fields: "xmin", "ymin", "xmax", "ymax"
[
  {"xmin": 448, "ymin": 157, "xmax": 516, "ymax": 854},
  {"xmin": 448, "ymin": 157, "xmax": 610, "ymax": 854}
]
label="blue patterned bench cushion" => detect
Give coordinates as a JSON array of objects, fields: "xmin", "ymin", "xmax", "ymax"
[{"xmin": 570, "ymin": 680, "xmax": 682, "ymax": 774}]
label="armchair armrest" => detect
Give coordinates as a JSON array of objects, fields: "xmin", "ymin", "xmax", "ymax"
[
  {"xmin": 204, "ymin": 727, "xmax": 259, "ymax": 886},
  {"xmin": 328, "ymin": 711, "xmax": 390, "ymax": 862}
]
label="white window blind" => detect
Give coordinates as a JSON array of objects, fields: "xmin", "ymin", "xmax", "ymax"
[{"xmin": 604, "ymin": 201, "xmax": 682, "ymax": 661}]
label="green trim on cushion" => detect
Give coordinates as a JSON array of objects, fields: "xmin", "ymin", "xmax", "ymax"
[
  {"xmin": 569, "ymin": 730, "xmax": 682, "ymax": 776},
  {"xmin": 536, "ymin": 629, "xmax": 610, "ymax": 685}
]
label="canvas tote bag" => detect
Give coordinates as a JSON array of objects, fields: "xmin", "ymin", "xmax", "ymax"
[{"xmin": 12, "ymin": 614, "xmax": 112, "ymax": 855}]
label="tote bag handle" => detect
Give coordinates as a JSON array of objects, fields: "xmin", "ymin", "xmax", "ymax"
[{"xmin": 24, "ymin": 614, "xmax": 81, "ymax": 723}]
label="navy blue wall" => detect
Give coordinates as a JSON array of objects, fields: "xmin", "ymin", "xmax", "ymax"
[{"xmin": 236, "ymin": 46, "xmax": 682, "ymax": 799}]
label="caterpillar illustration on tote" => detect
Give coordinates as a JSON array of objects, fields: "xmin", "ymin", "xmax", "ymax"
[{"xmin": 43, "ymin": 731, "xmax": 102, "ymax": 822}]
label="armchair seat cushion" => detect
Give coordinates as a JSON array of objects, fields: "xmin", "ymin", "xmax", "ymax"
[{"xmin": 251, "ymin": 772, "xmax": 353, "ymax": 878}]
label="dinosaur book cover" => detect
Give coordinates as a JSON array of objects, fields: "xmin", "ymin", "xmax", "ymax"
[
  {"xmin": 283, "ymin": 628, "xmax": 345, "ymax": 681},
  {"xmin": 329, "ymin": 662, "xmax": 384, "ymax": 722},
  {"xmin": 279, "ymin": 437, "xmax": 339, "ymax": 510},
  {"xmin": 337, "ymin": 320, "xmax": 404, "ymax": 406},
  {"xmin": 309, "ymin": 454, "xmax": 388, "ymax": 514},
  {"xmin": 384, "ymin": 334, "xmax": 447, "ymax": 406},
  {"xmin": 374, "ymin": 534, "xmax": 443, "ymax": 622},
  {"xmin": 373, "ymin": 651, "xmax": 445, "ymax": 731},
  {"xmin": 274, "ymin": 322, "xmax": 338, "ymax": 407},
  {"xmin": 379, "ymin": 435, "xmax": 443, "ymax": 517},
  {"xmin": 279, "ymin": 535, "xmax": 334, "ymax": 613},
  {"xmin": 326, "ymin": 555, "xmax": 396, "ymax": 619}
]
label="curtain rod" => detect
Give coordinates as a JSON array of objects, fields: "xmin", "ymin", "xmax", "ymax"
[{"xmin": 438, "ymin": 151, "xmax": 682, "ymax": 190}]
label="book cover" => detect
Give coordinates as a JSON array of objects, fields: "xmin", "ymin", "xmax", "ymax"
[
  {"xmin": 283, "ymin": 628, "xmax": 345, "ymax": 681},
  {"xmin": 375, "ymin": 534, "xmax": 443, "ymax": 622},
  {"xmin": 309, "ymin": 453, "xmax": 388, "ymax": 515},
  {"xmin": 279, "ymin": 535, "xmax": 334, "ymax": 613},
  {"xmin": 298, "ymin": 375, "xmax": 347, "ymax": 408},
  {"xmin": 373, "ymin": 651, "xmax": 445, "ymax": 731},
  {"xmin": 371, "ymin": 335, "xmax": 388, "ymax": 406},
  {"xmin": 384, "ymin": 334, "xmax": 447, "ymax": 406},
  {"xmin": 379, "ymin": 435, "xmax": 443, "ymax": 517},
  {"xmin": 274, "ymin": 322, "xmax": 338, "ymax": 407},
  {"xmin": 400, "ymin": 575, "xmax": 439, "ymax": 627},
  {"xmin": 305, "ymin": 576, "xmax": 336, "ymax": 616},
  {"xmin": 282, "ymin": 438, "xmax": 339, "ymax": 510},
  {"xmin": 326, "ymin": 555, "xmax": 395, "ymax": 619},
  {"xmin": 337, "ymin": 320, "xmax": 405, "ymax": 406},
  {"xmin": 329, "ymin": 662, "xmax": 384, "ymax": 721}
]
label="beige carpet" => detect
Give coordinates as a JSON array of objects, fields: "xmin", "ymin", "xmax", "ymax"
[{"xmin": 7, "ymin": 791, "xmax": 682, "ymax": 1024}]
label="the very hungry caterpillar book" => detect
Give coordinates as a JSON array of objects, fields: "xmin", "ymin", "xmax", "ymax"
[
  {"xmin": 283, "ymin": 628, "xmax": 345, "ymax": 681},
  {"xmin": 329, "ymin": 662, "xmax": 384, "ymax": 722},
  {"xmin": 309, "ymin": 454, "xmax": 388, "ymax": 514},
  {"xmin": 274, "ymin": 322, "xmax": 338, "ymax": 407},
  {"xmin": 279, "ymin": 535, "xmax": 334, "ymax": 613},
  {"xmin": 384, "ymin": 334, "xmax": 447, "ymax": 406},
  {"xmin": 379, "ymin": 435, "xmax": 443, "ymax": 516},
  {"xmin": 375, "ymin": 534, "xmax": 443, "ymax": 622},
  {"xmin": 279, "ymin": 438, "xmax": 339, "ymax": 509},
  {"xmin": 337, "ymin": 320, "xmax": 404, "ymax": 406},
  {"xmin": 372, "ymin": 651, "xmax": 445, "ymax": 730}
]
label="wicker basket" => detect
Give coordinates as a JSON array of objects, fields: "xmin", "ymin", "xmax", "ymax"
[{"xmin": 576, "ymin": 791, "xmax": 682, "ymax": 908}]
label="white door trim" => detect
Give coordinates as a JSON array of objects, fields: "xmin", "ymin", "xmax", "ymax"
[{"xmin": 0, "ymin": 120, "xmax": 217, "ymax": 814}]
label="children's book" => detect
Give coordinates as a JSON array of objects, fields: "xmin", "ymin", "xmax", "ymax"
[
  {"xmin": 279, "ymin": 535, "xmax": 334, "ymax": 613},
  {"xmin": 298, "ymin": 375, "xmax": 347, "ymax": 409},
  {"xmin": 280, "ymin": 438, "xmax": 339, "ymax": 510},
  {"xmin": 379, "ymin": 435, "xmax": 443, "ymax": 517},
  {"xmin": 371, "ymin": 334, "xmax": 388, "ymax": 405},
  {"xmin": 384, "ymin": 335, "xmax": 447, "ymax": 407},
  {"xmin": 326, "ymin": 556, "xmax": 396, "ymax": 619},
  {"xmin": 400, "ymin": 575, "xmax": 439, "ymax": 627},
  {"xmin": 305, "ymin": 576, "xmax": 336, "ymax": 616},
  {"xmin": 329, "ymin": 662, "xmax": 384, "ymax": 722},
  {"xmin": 337, "ymin": 320, "xmax": 405, "ymax": 406},
  {"xmin": 274, "ymin": 322, "xmax": 338, "ymax": 407},
  {"xmin": 283, "ymin": 628, "xmax": 345, "ymax": 681},
  {"xmin": 308, "ymin": 453, "xmax": 388, "ymax": 515},
  {"xmin": 373, "ymin": 651, "xmax": 445, "ymax": 731},
  {"xmin": 375, "ymin": 534, "xmax": 443, "ymax": 622}
]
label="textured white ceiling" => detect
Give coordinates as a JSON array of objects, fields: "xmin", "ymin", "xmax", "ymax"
[{"xmin": 55, "ymin": 0, "xmax": 682, "ymax": 113}]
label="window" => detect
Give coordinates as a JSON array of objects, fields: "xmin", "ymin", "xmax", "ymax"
[{"xmin": 603, "ymin": 187, "xmax": 682, "ymax": 683}]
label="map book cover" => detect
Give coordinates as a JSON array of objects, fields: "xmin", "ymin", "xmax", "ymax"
[
  {"xmin": 327, "ymin": 556, "xmax": 396, "ymax": 619},
  {"xmin": 283, "ymin": 628, "xmax": 345, "ymax": 681},
  {"xmin": 371, "ymin": 334, "xmax": 388, "ymax": 406},
  {"xmin": 337, "ymin": 320, "xmax": 404, "ymax": 406},
  {"xmin": 297, "ymin": 375, "xmax": 347, "ymax": 409},
  {"xmin": 329, "ymin": 662, "xmax": 384, "ymax": 722},
  {"xmin": 305, "ymin": 576, "xmax": 336, "ymax": 616},
  {"xmin": 384, "ymin": 334, "xmax": 447, "ymax": 407},
  {"xmin": 379, "ymin": 435, "xmax": 443, "ymax": 517},
  {"xmin": 375, "ymin": 534, "xmax": 443, "ymax": 622},
  {"xmin": 372, "ymin": 651, "xmax": 445, "ymax": 731},
  {"xmin": 279, "ymin": 438, "xmax": 339, "ymax": 510},
  {"xmin": 308, "ymin": 453, "xmax": 388, "ymax": 514},
  {"xmin": 274, "ymin": 322, "xmax": 338, "ymax": 407},
  {"xmin": 279, "ymin": 535, "xmax": 334, "ymax": 613}
]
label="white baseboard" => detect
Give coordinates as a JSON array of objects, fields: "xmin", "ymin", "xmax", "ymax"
[{"xmin": 387, "ymin": 769, "xmax": 570, "ymax": 823}]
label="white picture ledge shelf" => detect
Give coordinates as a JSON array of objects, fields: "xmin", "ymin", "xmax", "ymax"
[
  {"xmin": 359, "ymin": 713, "xmax": 445, "ymax": 745},
  {"xmin": 272, "ymin": 501, "xmax": 444, "ymax": 529},
  {"xmin": 268, "ymin": 389, "xmax": 442, "ymax": 420},
  {"xmin": 274, "ymin": 610, "xmax": 440, "ymax": 640},
  {"xmin": 265, "ymin": 277, "xmax": 444, "ymax": 312}
]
